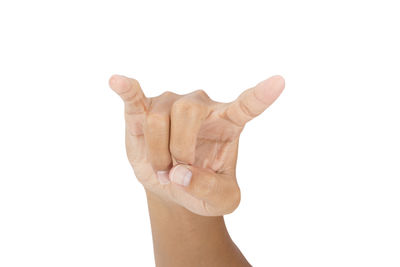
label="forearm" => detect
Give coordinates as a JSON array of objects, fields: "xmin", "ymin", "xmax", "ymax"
[
  {"xmin": 145, "ymin": 190, "xmax": 251, "ymax": 267},
  {"xmin": 109, "ymin": 74, "xmax": 284, "ymax": 266}
]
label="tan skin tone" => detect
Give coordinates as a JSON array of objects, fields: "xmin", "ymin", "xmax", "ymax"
[{"xmin": 109, "ymin": 74, "xmax": 285, "ymax": 267}]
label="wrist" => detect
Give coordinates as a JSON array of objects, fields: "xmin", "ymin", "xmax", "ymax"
[
  {"xmin": 145, "ymin": 189, "xmax": 215, "ymax": 222},
  {"xmin": 145, "ymin": 189, "xmax": 189, "ymax": 214},
  {"xmin": 144, "ymin": 189, "xmax": 250, "ymax": 267}
]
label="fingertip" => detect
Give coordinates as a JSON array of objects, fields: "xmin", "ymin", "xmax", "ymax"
[
  {"xmin": 169, "ymin": 164, "xmax": 193, "ymax": 187},
  {"xmin": 258, "ymin": 75, "xmax": 285, "ymax": 90},
  {"xmin": 270, "ymin": 75, "xmax": 285, "ymax": 88},
  {"xmin": 109, "ymin": 74, "xmax": 122, "ymax": 86},
  {"xmin": 109, "ymin": 74, "xmax": 131, "ymax": 94},
  {"xmin": 254, "ymin": 75, "xmax": 285, "ymax": 105}
]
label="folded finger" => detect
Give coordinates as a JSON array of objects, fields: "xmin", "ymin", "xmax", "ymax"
[{"xmin": 170, "ymin": 95, "xmax": 209, "ymax": 164}]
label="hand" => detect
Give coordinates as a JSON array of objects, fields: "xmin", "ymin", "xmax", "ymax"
[{"xmin": 109, "ymin": 75, "xmax": 285, "ymax": 216}]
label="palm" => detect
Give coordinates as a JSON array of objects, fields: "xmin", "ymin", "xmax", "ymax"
[{"xmin": 110, "ymin": 75, "xmax": 285, "ymax": 216}]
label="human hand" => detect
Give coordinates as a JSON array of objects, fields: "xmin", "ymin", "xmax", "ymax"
[{"xmin": 109, "ymin": 75, "xmax": 285, "ymax": 216}]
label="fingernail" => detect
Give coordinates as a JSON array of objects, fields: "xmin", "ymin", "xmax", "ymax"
[
  {"xmin": 170, "ymin": 165, "xmax": 192, "ymax": 187},
  {"xmin": 157, "ymin": 171, "xmax": 170, "ymax": 185}
]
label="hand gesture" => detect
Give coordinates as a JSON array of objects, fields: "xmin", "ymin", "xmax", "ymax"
[{"xmin": 109, "ymin": 75, "xmax": 285, "ymax": 216}]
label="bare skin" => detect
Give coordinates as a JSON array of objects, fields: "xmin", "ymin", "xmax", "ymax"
[{"xmin": 109, "ymin": 74, "xmax": 285, "ymax": 266}]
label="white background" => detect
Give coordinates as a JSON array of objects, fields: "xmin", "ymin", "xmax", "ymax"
[{"xmin": 0, "ymin": 0, "xmax": 399, "ymax": 266}]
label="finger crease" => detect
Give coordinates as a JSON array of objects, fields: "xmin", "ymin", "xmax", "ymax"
[{"xmin": 239, "ymin": 101, "xmax": 258, "ymax": 118}]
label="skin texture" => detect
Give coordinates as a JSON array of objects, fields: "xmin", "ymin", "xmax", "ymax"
[{"xmin": 109, "ymin": 74, "xmax": 285, "ymax": 266}]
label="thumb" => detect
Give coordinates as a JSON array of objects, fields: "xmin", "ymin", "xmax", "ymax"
[
  {"xmin": 169, "ymin": 164, "xmax": 241, "ymax": 214},
  {"xmin": 225, "ymin": 75, "xmax": 285, "ymax": 126}
]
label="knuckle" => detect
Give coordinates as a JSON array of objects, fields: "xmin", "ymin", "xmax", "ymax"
[
  {"xmin": 238, "ymin": 100, "xmax": 258, "ymax": 118},
  {"xmin": 161, "ymin": 91, "xmax": 175, "ymax": 97},
  {"xmin": 131, "ymin": 79, "xmax": 140, "ymax": 88},
  {"xmin": 121, "ymin": 89, "xmax": 139, "ymax": 103},
  {"xmin": 172, "ymin": 98, "xmax": 206, "ymax": 116},
  {"xmin": 120, "ymin": 79, "xmax": 140, "ymax": 101},
  {"xmin": 192, "ymin": 89, "xmax": 209, "ymax": 98},
  {"xmin": 172, "ymin": 99, "xmax": 193, "ymax": 113}
]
